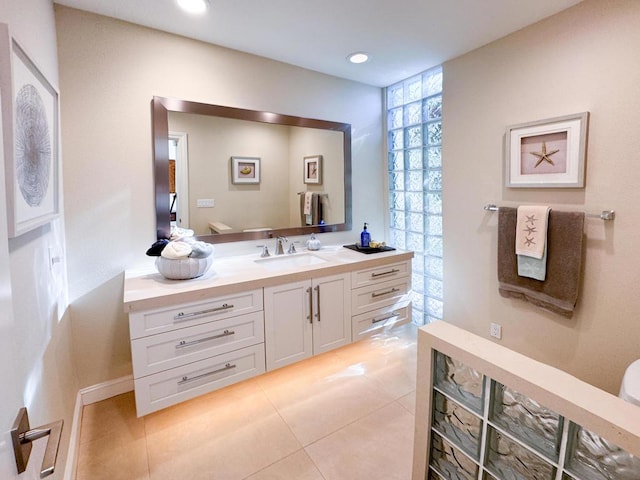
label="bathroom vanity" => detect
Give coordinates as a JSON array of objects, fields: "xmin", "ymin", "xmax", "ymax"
[{"xmin": 123, "ymin": 246, "xmax": 413, "ymax": 416}]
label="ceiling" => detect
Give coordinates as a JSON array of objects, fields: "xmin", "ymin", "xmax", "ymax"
[{"xmin": 53, "ymin": 0, "xmax": 583, "ymax": 87}]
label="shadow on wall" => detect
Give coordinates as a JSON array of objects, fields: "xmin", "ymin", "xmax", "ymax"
[{"xmin": 68, "ymin": 272, "xmax": 132, "ymax": 389}]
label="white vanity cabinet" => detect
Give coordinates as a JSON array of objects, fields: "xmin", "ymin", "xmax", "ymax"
[
  {"xmin": 264, "ymin": 272, "xmax": 351, "ymax": 371},
  {"xmin": 124, "ymin": 248, "xmax": 413, "ymax": 416},
  {"xmin": 350, "ymin": 260, "xmax": 412, "ymax": 341},
  {"xmin": 128, "ymin": 289, "xmax": 265, "ymax": 416}
]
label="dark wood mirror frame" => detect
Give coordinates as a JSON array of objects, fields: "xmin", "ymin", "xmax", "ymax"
[{"xmin": 152, "ymin": 96, "xmax": 352, "ymax": 243}]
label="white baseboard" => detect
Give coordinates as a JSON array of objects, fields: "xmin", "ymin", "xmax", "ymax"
[
  {"xmin": 63, "ymin": 391, "xmax": 82, "ymax": 480},
  {"xmin": 63, "ymin": 375, "xmax": 134, "ymax": 480},
  {"xmin": 79, "ymin": 374, "xmax": 134, "ymax": 405}
]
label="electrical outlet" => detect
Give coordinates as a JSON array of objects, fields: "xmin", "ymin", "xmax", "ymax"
[
  {"xmin": 489, "ymin": 322, "xmax": 502, "ymax": 339},
  {"xmin": 196, "ymin": 198, "xmax": 215, "ymax": 208}
]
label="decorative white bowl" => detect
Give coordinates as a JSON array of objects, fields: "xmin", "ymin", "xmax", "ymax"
[{"xmin": 155, "ymin": 256, "xmax": 213, "ymax": 280}]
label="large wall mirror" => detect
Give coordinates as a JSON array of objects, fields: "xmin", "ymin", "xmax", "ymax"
[{"xmin": 153, "ymin": 97, "xmax": 352, "ymax": 243}]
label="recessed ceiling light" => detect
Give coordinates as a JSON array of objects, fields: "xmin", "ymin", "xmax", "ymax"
[
  {"xmin": 177, "ymin": 0, "xmax": 209, "ymax": 14},
  {"xmin": 347, "ymin": 52, "xmax": 369, "ymax": 64}
]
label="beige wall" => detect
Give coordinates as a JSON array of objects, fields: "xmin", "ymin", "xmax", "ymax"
[
  {"xmin": 287, "ymin": 127, "xmax": 345, "ymax": 226},
  {"xmin": 442, "ymin": 0, "xmax": 640, "ymax": 394},
  {"xmin": 169, "ymin": 113, "xmax": 292, "ymax": 234},
  {"xmin": 0, "ymin": 0, "xmax": 78, "ymax": 477},
  {"xmin": 55, "ymin": 5, "xmax": 384, "ymax": 388}
]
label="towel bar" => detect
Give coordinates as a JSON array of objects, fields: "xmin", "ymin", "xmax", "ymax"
[{"xmin": 483, "ymin": 204, "xmax": 615, "ymax": 221}]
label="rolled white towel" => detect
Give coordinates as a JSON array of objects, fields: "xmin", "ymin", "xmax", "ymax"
[
  {"xmin": 170, "ymin": 225, "xmax": 195, "ymax": 240},
  {"xmin": 190, "ymin": 241, "xmax": 214, "ymax": 259},
  {"xmin": 161, "ymin": 241, "xmax": 192, "ymax": 259}
]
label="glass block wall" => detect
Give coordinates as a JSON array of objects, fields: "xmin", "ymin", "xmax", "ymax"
[
  {"xmin": 386, "ymin": 67, "xmax": 443, "ymax": 325},
  {"xmin": 428, "ymin": 351, "xmax": 640, "ymax": 480}
]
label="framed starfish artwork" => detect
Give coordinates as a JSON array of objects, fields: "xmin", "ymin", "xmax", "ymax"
[{"xmin": 505, "ymin": 112, "xmax": 589, "ymax": 188}]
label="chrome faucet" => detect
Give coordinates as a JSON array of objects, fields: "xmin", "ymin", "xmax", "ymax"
[{"xmin": 275, "ymin": 236, "xmax": 287, "ymax": 255}]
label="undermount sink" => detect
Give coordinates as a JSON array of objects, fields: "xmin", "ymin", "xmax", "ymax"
[{"xmin": 254, "ymin": 252, "xmax": 327, "ymax": 271}]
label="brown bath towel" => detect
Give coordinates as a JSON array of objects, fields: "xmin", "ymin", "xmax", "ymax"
[{"xmin": 498, "ymin": 207, "xmax": 585, "ymax": 318}]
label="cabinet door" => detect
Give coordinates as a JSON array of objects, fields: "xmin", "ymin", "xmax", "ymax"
[
  {"xmin": 264, "ymin": 279, "xmax": 313, "ymax": 371},
  {"xmin": 312, "ymin": 273, "xmax": 351, "ymax": 355}
]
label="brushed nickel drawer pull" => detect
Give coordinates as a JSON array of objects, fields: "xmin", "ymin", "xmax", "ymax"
[
  {"xmin": 175, "ymin": 329, "xmax": 235, "ymax": 350},
  {"xmin": 173, "ymin": 303, "xmax": 235, "ymax": 321},
  {"xmin": 307, "ymin": 287, "xmax": 313, "ymax": 323},
  {"xmin": 370, "ymin": 268, "xmax": 400, "ymax": 278},
  {"xmin": 314, "ymin": 285, "xmax": 321, "ymax": 322},
  {"xmin": 371, "ymin": 287, "xmax": 400, "ymax": 298},
  {"xmin": 372, "ymin": 312, "xmax": 399, "ymax": 324},
  {"xmin": 178, "ymin": 363, "xmax": 236, "ymax": 385}
]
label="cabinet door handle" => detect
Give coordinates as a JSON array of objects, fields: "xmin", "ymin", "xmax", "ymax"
[
  {"xmin": 177, "ymin": 363, "xmax": 236, "ymax": 386},
  {"xmin": 370, "ymin": 268, "xmax": 400, "ymax": 278},
  {"xmin": 175, "ymin": 329, "xmax": 235, "ymax": 350},
  {"xmin": 371, "ymin": 287, "xmax": 400, "ymax": 298},
  {"xmin": 372, "ymin": 312, "xmax": 399, "ymax": 324},
  {"xmin": 314, "ymin": 285, "xmax": 320, "ymax": 322},
  {"xmin": 173, "ymin": 303, "xmax": 234, "ymax": 322},
  {"xmin": 307, "ymin": 287, "xmax": 313, "ymax": 324}
]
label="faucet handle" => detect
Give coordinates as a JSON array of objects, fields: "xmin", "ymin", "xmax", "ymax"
[
  {"xmin": 287, "ymin": 242, "xmax": 297, "ymax": 254},
  {"xmin": 257, "ymin": 245, "xmax": 270, "ymax": 257}
]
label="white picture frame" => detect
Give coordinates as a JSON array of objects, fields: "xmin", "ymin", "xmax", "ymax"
[
  {"xmin": 505, "ymin": 112, "xmax": 588, "ymax": 188},
  {"xmin": 231, "ymin": 156, "xmax": 260, "ymax": 184},
  {"xmin": 0, "ymin": 26, "xmax": 59, "ymax": 237},
  {"xmin": 303, "ymin": 155, "xmax": 322, "ymax": 185}
]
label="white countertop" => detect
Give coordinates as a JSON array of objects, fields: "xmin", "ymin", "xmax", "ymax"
[{"xmin": 124, "ymin": 245, "xmax": 413, "ymax": 312}]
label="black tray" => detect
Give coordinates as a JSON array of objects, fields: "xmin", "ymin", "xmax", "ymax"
[{"xmin": 343, "ymin": 244, "xmax": 396, "ymax": 254}]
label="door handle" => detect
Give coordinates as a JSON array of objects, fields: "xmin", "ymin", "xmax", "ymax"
[{"xmin": 11, "ymin": 407, "xmax": 63, "ymax": 478}]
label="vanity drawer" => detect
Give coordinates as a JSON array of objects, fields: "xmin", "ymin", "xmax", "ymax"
[
  {"xmin": 129, "ymin": 289, "xmax": 263, "ymax": 339},
  {"xmin": 351, "ymin": 277, "xmax": 410, "ymax": 316},
  {"xmin": 134, "ymin": 343, "xmax": 266, "ymax": 416},
  {"xmin": 131, "ymin": 311, "xmax": 264, "ymax": 378},
  {"xmin": 352, "ymin": 303, "xmax": 411, "ymax": 341},
  {"xmin": 351, "ymin": 261, "xmax": 410, "ymax": 289}
]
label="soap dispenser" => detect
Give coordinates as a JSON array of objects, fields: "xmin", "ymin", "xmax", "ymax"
[{"xmin": 360, "ymin": 223, "xmax": 370, "ymax": 248}]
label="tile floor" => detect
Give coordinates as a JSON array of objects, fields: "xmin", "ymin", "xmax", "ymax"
[{"xmin": 75, "ymin": 323, "xmax": 418, "ymax": 480}]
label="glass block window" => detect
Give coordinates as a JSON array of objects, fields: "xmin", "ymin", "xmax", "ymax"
[
  {"xmin": 386, "ymin": 67, "xmax": 443, "ymax": 325},
  {"xmin": 428, "ymin": 351, "xmax": 640, "ymax": 480}
]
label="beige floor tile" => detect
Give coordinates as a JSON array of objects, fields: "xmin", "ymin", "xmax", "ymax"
[
  {"xmin": 75, "ymin": 325, "xmax": 418, "ymax": 479},
  {"xmin": 335, "ymin": 324, "xmax": 417, "ymax": 363},
  {"xmin": 143, "ymin": 377, "xmax": 263, "ymax": 434},
  {"xmin": 262, "ymin": 365, "xmax": 396, "ymax": 446},
  {"xmin": 244, "ymin": 449, "xmax": 325, "ymax": 480},
  {"xmin": 256, "ymin": 350, "xmax": 350, "ymax": 392},
  {"xmin": 362, "ymin": 354, "xmax": 417, "ymax": 399},
  {"xmin": 76, "ymin": 392, "xmax": 149, "ymax": 480},
  {"xmin": 76, "ymin": 433, "xmax": 149, "ymax": 480},
  {"xmin": 334, "ymin": 325, "xmax": 417, "ymax": 400},
  {"xmin": 305, "ymin": 401, "xmax": 414, "ymax": 480},
  {"xmin": 397, "ymin": 391, "xmax": 416, "ymax": 415},
  {"xmin": 79, "ymin": 391, "xmax": 144, "ymax": 444},
  {"xmin": 145, "ymin": 385, "xmax": 301, "ymax": 480}
]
